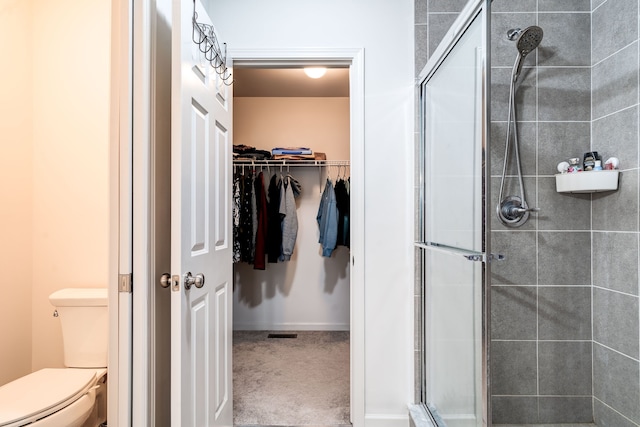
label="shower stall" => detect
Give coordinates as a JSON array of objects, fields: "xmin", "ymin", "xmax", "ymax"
[{"xmin": 416, "ymin": 0, "xmax": 640, "ymax": 425}]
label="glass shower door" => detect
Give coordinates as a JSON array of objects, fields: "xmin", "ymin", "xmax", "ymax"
[{"xmin": 416, "ymin": 1, "xmax": 490, "ymax": 426}]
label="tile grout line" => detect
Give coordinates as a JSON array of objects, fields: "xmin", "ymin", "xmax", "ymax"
[{"xmin": 590, "ymin": 1, "xmax": 595, "ymax": 418}]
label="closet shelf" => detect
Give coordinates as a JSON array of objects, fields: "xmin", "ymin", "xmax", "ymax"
[
  {"xmin": 555, "ymin": 170, "xmax": 620, "ymax": 193},
  {"xmin": 233, "ymin": 159, "xmax": 350, "ymax": 167}
]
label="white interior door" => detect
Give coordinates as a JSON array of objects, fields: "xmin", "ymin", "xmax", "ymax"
[{"xmin": 171, "ymin": 0, "xmax": 233, "ymax": 425}]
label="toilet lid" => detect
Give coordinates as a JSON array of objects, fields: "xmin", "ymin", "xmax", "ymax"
[{"xmin": 0, "ymin": 368, "xmax": 96, "ymax": 427}]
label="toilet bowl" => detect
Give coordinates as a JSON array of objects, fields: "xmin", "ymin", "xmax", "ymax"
[
  {"xmin": 0, "ymin": 368, "xmax": 107, "ymax": 427},
  {"xmin": 0, "ymin": 288, "xmax": 108, "ymax": 427}
]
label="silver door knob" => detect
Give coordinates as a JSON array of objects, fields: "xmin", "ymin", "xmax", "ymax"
[
  {"xmin": 184, "ymin": 272, "xmax": 205, "ymax": 290},
  {"xmin": 160, "ymin": 273, "xmax": 172, "ymax": 288}
]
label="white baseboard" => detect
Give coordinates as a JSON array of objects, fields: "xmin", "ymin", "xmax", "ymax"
[
  {"xmin": 233, "ymin": 322, "xmax": 350, "ymax": 331},
  {"xmin": 365, "ymin": 413, "xmax": 410, "ymax": 427}
]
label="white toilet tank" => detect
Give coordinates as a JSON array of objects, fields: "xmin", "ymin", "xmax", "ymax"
[{"xmin": 49, "ymin": 288, "xmax": 108, "ymax": 368}]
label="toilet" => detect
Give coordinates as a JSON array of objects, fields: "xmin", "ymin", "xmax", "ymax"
[{"xmin": 0, "ymin": 288, "xmax": 108, "ymax": 427}]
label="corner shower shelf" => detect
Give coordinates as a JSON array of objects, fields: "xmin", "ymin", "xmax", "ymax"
[{"xmin": 555, "ymin": 170, "xmax": 620, "ymax": 193}]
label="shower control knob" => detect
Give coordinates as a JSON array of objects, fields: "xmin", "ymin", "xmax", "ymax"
[
  {"xmin": 497, "ymin": 196, "xmax": 539, "ymax": 228},
  {"xmin": 512, "ymin": 206, "xmax": 540, "ymax": 214}
]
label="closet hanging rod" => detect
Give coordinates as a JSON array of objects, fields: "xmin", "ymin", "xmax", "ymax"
[{"xmin": 233, "ymin": 159, "xmax": 350, "ymax": 167}]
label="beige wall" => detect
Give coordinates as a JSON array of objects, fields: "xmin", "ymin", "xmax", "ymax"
[
  {"xmin": 0, "ymin": 0, "xmax": 34, "ymax": 386},
  {"xmin": 233, "ymin": 95, "xmax": 351, "ymax": 330},
  {"xmin": 234, "ymin": 97, "xmax": 350, "ymax": 160},
  {"xmin": 30, "ymin": 0, "xmax": 111, "ymax": 370},
  {"xmin": 0, "ymin": 0, "xmax": 111, "ymax": 380}
]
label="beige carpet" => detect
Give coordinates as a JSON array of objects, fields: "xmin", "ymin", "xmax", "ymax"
[{"xmin": 233, "ymin": 331, "xmax": 350, "ymax": 426}]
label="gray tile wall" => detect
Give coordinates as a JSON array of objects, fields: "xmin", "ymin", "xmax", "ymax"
[
  {"xmin": 591, "ymin": 0, "xmax": 640, "ymax": 425},
  {"xmin": 491, "ymin": 0, "xmax": 594, "ymax": 423},
  {"xmin": 415, "ymin": 1, "xmax": 640, "ymax": 426}
]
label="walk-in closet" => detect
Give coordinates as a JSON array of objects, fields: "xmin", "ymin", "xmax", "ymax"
[{"xmin": 231, "ymin": 66, "xmax": 352, "ymax": 426}]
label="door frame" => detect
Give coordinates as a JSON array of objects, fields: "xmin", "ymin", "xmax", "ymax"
[
  {"xmin": 111, "ymin": 1, "xmax": 367, "ymax": 422},
  {"xmin": 230, "ymin": 47, "xmax": 365, "ymax": 426},
  {"xmin": 109, "ymin": 0, "xmax": 134, "ymax": 425},
  {"xmin": 110, "ymin": 0, "xmax": 162, "ymax": 425}
]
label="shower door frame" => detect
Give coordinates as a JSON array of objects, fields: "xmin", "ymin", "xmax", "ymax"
[{"xmin": 416, "ymin": 0, "xmax": 491, "ymax": 425}]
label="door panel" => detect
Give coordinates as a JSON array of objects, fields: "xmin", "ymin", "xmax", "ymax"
[
  {"xmin": 423, "ymin": 14, "xmax": 483, "ymax": 253},
  {"xmin": 214, "ymin": 282, "xmax": 230, "ymax": 416},
  {"xmin": 425, "ymin": 249, "xmax": 482, "ymax": 425},
  {"xmin": 191, "ymin": 295, "xmax": 209, "ymax": 426},
  {"xmin": 214, "ymin": 123, "xmax": 229, "ymax": 249},
  {"xmin": 416, "ymin": 1, "xmax": 490, "ymax": 426},
  {"xmin": 190, "ymin": 100, "xmax": 209, "ymax": 254},
  {"xmin": 171, "ymin": 0, "xmax": 233, "ymax": 425}
]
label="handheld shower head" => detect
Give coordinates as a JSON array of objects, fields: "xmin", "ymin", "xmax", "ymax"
[
  {"xmin": 507, "ymin": 26, "xmax": 543, "ymax": 82},
  {"xmin": 516, "ymin": 26, "xmax": 543, "ymax": 57},
  {"xmin": 497, "ymin": 26, "xmax": 545, "ymax": 227}
]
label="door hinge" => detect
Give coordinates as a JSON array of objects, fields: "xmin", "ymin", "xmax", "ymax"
[{"xmin": 119, "ymin": 273, "xmax": 132, "ymax": 293}]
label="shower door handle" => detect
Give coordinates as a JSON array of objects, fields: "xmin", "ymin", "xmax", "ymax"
[
  {"xmin": 463, "ymin": 253, "xmax": 506, "ymax": 262},
  {"xmin": 415, "ymin": 242, "xmax": 505, "ymax": 263}
]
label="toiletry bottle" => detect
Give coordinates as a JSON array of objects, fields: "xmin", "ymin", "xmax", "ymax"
[
  {"xmin": 568, "ymin": 157, "xmax": 582, "ymax": 172},
  {"xmin": 583, "ymin": 151, "xmax": 599, "ymax": 171}
]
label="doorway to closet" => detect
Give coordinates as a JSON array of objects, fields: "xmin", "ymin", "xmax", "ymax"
[{"xmin": 231, "ymin": 65, "xmax": 352, "ymax": 426}]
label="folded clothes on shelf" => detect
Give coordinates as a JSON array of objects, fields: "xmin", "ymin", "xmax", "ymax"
[
  {"xmin": 271, "ymin": 152, "xmax": 327, "ymax": 161},
  {"xmin": 234, "ymin": 144, "xmax": 272, "ymax": 160},
  {"xmin": 271, "ymin": 147, "xmax": 313, "ymax": 155}
]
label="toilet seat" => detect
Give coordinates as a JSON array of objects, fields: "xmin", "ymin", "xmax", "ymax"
[{"xmin": 0, "ymin": 368, "xmax": 98, "ymax": 427}]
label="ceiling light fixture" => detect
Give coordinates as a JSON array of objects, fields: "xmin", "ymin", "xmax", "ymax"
[{"xmin": 303, "ymin": 67, "xmax": 327, "ymax": 79}]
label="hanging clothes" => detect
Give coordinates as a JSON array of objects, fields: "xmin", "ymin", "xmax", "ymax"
[
  {"xmin": 232, "ymin": 165, "xmax": 305, "ymax": 266},
  {"xmin": 335, "ymin": 178, "xmax": 350, "ymax": 248},
  {"xmin": 317, "ymin": 178, "xmax": 338, "ymax": 257},
  {"xmin": 250, "ymin": 173, "xmax": 258, "ymax": 261},
  {"xmin": 266, "ymin": 174, "xmax": 283, "ymax": 263},
  {"xmin": 239, "ymin": 172, "xmax": 255, "ymax": 263},
  {"xmin": 232, "ymin": 174, "xmax": 241, "ymax": 263},
  {"xmin": 253, "ymin": 172, "xmax": 268, "ymax": 270},
  {"xmin": 280, "ymin": 174, "xmax": 301, "ymax": 261}
]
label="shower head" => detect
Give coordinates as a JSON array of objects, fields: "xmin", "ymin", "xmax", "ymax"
[
  {"xmin": 508, "ymin": 26, "xmax": 543, "ymax": 82},
  {"xmin": 507, "ymin": 26, "xmax": 544, "ymax": 57},
  {"xmin": 517, "ymin": 26, "xmax": 543, "ymax": 56}
]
